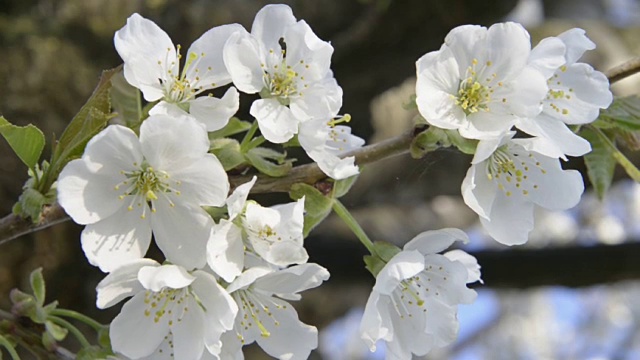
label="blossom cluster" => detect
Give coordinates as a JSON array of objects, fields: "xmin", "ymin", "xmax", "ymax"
[
  {"xmin": 52, "ymin": 4, "xmax": 612, "ymax": 360},
  {"xmin": 416, "ymin": 23, "xmax": 613, "ymax": 245}
]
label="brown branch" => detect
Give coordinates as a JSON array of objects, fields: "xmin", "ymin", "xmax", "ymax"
[
  {"xmin": 606, "ymin": 56, "xmax": 640, "ymax": 84},
  {"xmin": 0, "ymin": 128, "xmax": 417, "ymax": 245}
]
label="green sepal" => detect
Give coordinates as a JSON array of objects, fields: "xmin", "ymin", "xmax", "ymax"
[
  {"xmin": 0, "ymin": 116, "xmax": 45, "ymax": 171},
  {"xmin": 281, "ymin": 134, "xmax": 301, "ymax": 148},
  {"xmin": 12, "ymin": 162, "xmax": 56, "ymax": 221},
  {"xmin": 581, "ymin": 127, "xmax": 616, "ymax": 200},
  {"xmin": 77, "ymin": 346, "xmax": 116, "ymax": 360},
  {"xmin": 364, "ymin": 254, "xmax": 386, "ymax": 277},
  {"xmin": 444, "ymin": 129, "xmax": 478, "ymax": 155},
  {"xmin": 245, "ymin": 147, "xmax": 293, "ymax": 177},
  {"xmin": 9, "ymin": 289, "xmax": 36, "ymax": 317},
  {"xmin": 97, "ymin": 326, "xmax": 112, "ymax": 348},
  {"xmin": 42, "ymin": 331, "xmax": 58, "ymax": 351},
  {"xmin": 44, "ymin": 320, "xmax": 68, "ymax": 341},
  {"xmin": 29, "ymin": 268, "xmax": 45, "ymax": 307},
  {"xmin": 332, "ymin": 174, "xmax": 359, "ymax": 199},
  {"xmin": 210, "ymin": 138, "xmax": 246, "ymax": 171},
  {"xmin": 209, "ymin": 117, "xmax": 252, "ymax": 139},
  {"xmin": 410, "ymin": 127, "xmax": 446, "ymax": 159},
  {"xmin": 402, "ymin": 94, "xmax": 418, "ymax": 110},
  {"xmin": 372, "ymin": 241, "xmax": 402, "ymax": 262},
  {"xmin": 110, "ymin": 70, "xmax": 142, "ymax": 129},
  {"xmin": 290, "ymin": 183, "xmax": 334, "ymax": 236}
]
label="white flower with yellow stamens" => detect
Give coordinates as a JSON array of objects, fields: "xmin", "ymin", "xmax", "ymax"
[
  {"xmin": 415, "ymin": 22, "xmax": 552, "ymax": 140},
  {"xmin": 223, "ymin": 4, "xmax": 342, "ymax": 143},
  {"xmin": 219, "ymin": 264, "xmax": 329, "ymax": 360},
  {"xmin": 517, "ymin": 28, "xmax": 613, "ymax": 159},
  {"xmin": 57, "ymin": 114, "xmax": 229, "ymax": 272},
  {"xmin": 461, "ymin": 132, "xmax": 584, "ymax": 245},
  {"xmin": 360, "ymin": 229, "xmax": 480, "ymax": 360},
  {"xmin": 114, "ymin": 13, "xmax": 242, "ymax": 131},
  {"xmin": 96, "ymin": 260, "xmax": 237, "ymax": 360}
]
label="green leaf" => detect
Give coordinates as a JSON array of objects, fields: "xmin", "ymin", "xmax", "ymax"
[
  {"xmin": 581, "ymin": 128, "xmax": 616, "ymax": 200},
  {"xmin": 45, "ymin": 66, "xmax": 119, "ymax": 191},
  {"xmin": 210, "ymin": 138, "xmax": 246, "ymax": 171},
  {"xmin": 594, "ymin": 95, "xmax": 640, "ymax": 131},
  {"xmin": 29, "ymin": 268, "xmax": 45, "ymax": 307},
  {"xmin": 0, "ymin": 116, "xmax": 45, "ymax": 170},
  {"xmin": 208, "ymin": 117, "xmax": 252, "ymax": 139},
  {"xmin": 110, "ymin": 70, "xmax": 142, "ymax": 129},
  {"xmin": 588, "ymin": 126, "xmax": 640, "ymax": 183},
  {"xmin": 245, "ymin": 147, "xmax": 293, "ymax": 177},
  {"xmin": 290, "ymin": 183, "xmax": 334, "ymax": 236},
  {"xmin": 332, "ymin": 174, "xmax": 359, "ymax": 198}
]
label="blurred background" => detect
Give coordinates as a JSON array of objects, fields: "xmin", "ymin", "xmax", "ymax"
[{"xmin": 1, "ymin": 0, "xmax": 640, "ymax": 358}]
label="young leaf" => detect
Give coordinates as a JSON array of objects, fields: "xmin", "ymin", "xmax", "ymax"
[
  {"xmin": 594, "ymin": 96, "xmax": 640, "ymax": 131},
  {"xmin": 245, "ymin": 147, "xmax": 293, "ymax": 177},
  {"xmin": 290, "ymin": 183, "xmax": 334, "ymax": 236},
  {"xmin": 210, "ymin": 138, "xmax": 246, "ymax": 171},
  {"xmin": 0, "ymin": 116, "xmax": 45, "ymax": 170},
  {"xmin": 29, "ymin": 268, "xmax": 46, "ymax": 307},
  {"xmin": 581, "ymin": 127, "xmax": 616, "ymax": 200},
  {"xmin": 110, "ymin": 70, "xmax": 142, "ymax": 128}
]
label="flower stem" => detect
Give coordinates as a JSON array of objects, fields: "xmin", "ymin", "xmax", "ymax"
[
  {"xmin": 48, "ymin": 316, "xmax": 91, "ymax": 349},
  {"xmin": 0, "ymin": 334, "xmax": 20, "ymax": 360},
  {"xmin": 240, "ymin": 121, "xmax": 259, "ymax": 151},
  {"xmin": 50, "ymin": 309, "xmax": 103, "ymax": 332},
  {"xmin": 332, "ymin": 200, "xmax": 377, "ymax": 256}
]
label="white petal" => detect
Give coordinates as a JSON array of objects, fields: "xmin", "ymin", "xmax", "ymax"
[
  {"xmin": 188, "ymin": 87, "xmax": 240, "ymax": 131},
  {"xmin": 250, "ymin": 98, "xmax": 300, "ymax": 143},
  {"xmin": 148, "ymin": 101, "xmax": 190, "ymax": 118},
  {"xmin": 481, "ymin": 191, "xmax": 535, "ymax": 245},
  {"xmin": 421, "ymin": 297, "xmax": 460, "ymax": 347},
  {"xmin": 81, "ymin": 205, "xmax": 152, "ymax": 273},
  {"xmin": 223, "ymin": 29, "xmax": 265, "ymax": 94},
  {"xmin": 185, "ymin": 24, "xmax": 246, "ymax": 88},
  {"xmin": 253, "ymin": 263, "xmax": 329, "ymax": 298},
  {"xmin": 138, "ymin": 264, "xmax": 195, "ymax": 292},
  {"xmin": 139, "ymin": 114, "xmax": 209, "ymax": 172},
  {"xmin": 444, "ymin": 25, "xmax": 487, "ymax": 76},
  {"xmin": 461, "ymin": 162, "xmax": 496, "ymax": 220},
  {"xmin": 192, "ymin": 270, "xmax": 238, "ymax": 335},
  {"xmin": 227, "ymin": 267, "xmax": 273, "ymax": 293},
  {"xmin": 218, "ymin": 330, "xmax": 244, "ymax": 360},
  {"xmin": 289, "ymin": 77, "xmax": 343, "ymax": 121},
  {"xmin": 529, "ymin": 37, "xmax": 566, "ymax": 79},
  {"xmin": 443, "ymin": 249, "xmax": 482, "ymax": 284},
  {"xmin": 502, "ymin": 66, "xmax": 547, "ymax": 118},
  {"xmin": 461, "ymin": 111, "xmax": 517, "ymax": 140},
  {"xmin": 207, "ymin": 220, "xmax": 244, "ymax": 283},
  {"xmin": 96, "ymin": 259, "xmax": 159, "ymax": 309},
  {"xmin": 57, "ymin": 159, "xmax": 125, "ymax": 225},
  {"xmin": 373, "ymin": 250, "xmax": 424, "ymax": 295},
  {"xmin": 421, "ymin": 254, "xmax": 477, "ymax": 304},
  {"xmin": 171, "ymin": 296, "xmax": 206, "ymax": 360},
  {"xmin": 306, "ymin": 150, "xmax": 359, "ymax": 180},
  {"xmin": 114, "ymin": 13, "xmax": 177, "ymax": 102},
  {"xmin": 150, "ymin": 203, "xmax": 213, "ymax": 269},
  {"xmin": 403, "ymin": 228, "xmax": 469, "ymax": 255},
  {"xmin": 484, "ymin": 22, "xmax": 531, "ymax": 81},
  {"xmin": 283, "ymin": 20, "xmax": 333, "ymax": 80},
  {"xmin": 169, "ymin": 154, "xmax": 229, "ymax": 207},
  {"xmin": 557, "ymin": 28, "xmax": 595, "ymax": 65},
  {"xmin": 110, "ymin": 291, "xmax": 170, "ymax": 359},
  {"xmin": 251, "ymin": 4, "xmax": 297, "ymax": 51},
  {"xmin": 516, "ymin": 115, "xmax": 591, "ymax": 158},
  {"xmin": 226, "ymin": 176, "xmax": 257, "ymax": 220},
  {"xmin": 360, "ymin": 292, "xmax": 392, "ymax": 350},
  {"xmin": 82, "ymin": 125, "xmax": 143, "ymax": 171},
  {"xmin": 471, "ymin": 134, "xmax": 510, "ymax": 164}
]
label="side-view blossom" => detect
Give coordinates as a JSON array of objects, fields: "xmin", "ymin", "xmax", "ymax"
[
  {"xmin": 461, "ymin": 132, "xmax": 584, "ymax": 245},
  {"xmin": 298, "ymin": 116, "xmax": 365, "ymax": 180},
  {"xmin": 360, "ymin": 229, "xmax": 480, "ymax": 360},
  {"xmin": 223, "ymin": 4, "xmax": 342, "ymax": 143},
  {"xmin": 416, "ymin": 22, "xmax": 552, "ymax": 140},
  {"xmin": 517, "ymin": 28, "xmax": 613, "ymax": 159},
  {"xmin": 219, "ymin": 264, "xmax": 330, "ymax": 360},
  {"xmin": 207, "ymin": 177, "xmax": 308, "ymax": 281},
  {"xmin": 114, "ymin": 13, "xmax": 241, "ymax": 131},
  {"xmin": 58, "ymin": 114, "xmax": 229, "ymax": 272},
  {"xmin": 96, "ymin": 260, "xmax": 238, "ymax": 360}
]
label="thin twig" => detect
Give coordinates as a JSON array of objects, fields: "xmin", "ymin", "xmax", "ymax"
[
  {"xmin": 0, "ymin": 128, "xmax": 416, "ymax": 245},
  {"xmin": 606, "ymin": 56, "xmax": 640, "ymax": 84}
]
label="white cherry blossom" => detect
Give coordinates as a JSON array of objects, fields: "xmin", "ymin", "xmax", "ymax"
[
  {"xmin": 360, "ymin": 229, "xmax": 480, "ymax": 360},
  {"xmin": 115, "ymin": 13, "xmax": 241, "ymax": 131},
  {"xmin": 57, "ymin": 115, "xmax": 229, "ymax": 272},
  {"xmin": 207, "ymin": 177, "xmax": 308, "ymax": 281},
  {"xmin": 96, "ymin": 260, "xmax": 237, "ymax": 360},
  {"xmin": 416, "ymin": 22, "xmax": 550, "ymax": 140},
  {"xmin": 298, "ymin": 116, "xmax": 365, "ymax": 180},
  {"xmin": 219, "ymin": 264, "xmax": 330, "ymax": 360},
  {"xmin": 223, "ymin": 4, "xmax": 342, "ymax": 143},
  {"xmin": 461, "ymin": 133, "xmax": 584, "ymax": 245},
  {"xmin": 518, "ymin": 28, "xmax": 613, "ymax": 159}
]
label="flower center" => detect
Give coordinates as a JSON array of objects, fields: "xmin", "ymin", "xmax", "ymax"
[
  {"xmin": 143, "ymin": 288, "xmax": 189, "ymax": 325},
  {"xmin": 263, "ymin": 64, "xmax": 300, "ymax": 105},
  {"xmin": 159, "ymin": 44, "xmax": 217, "ymax": 103},
  {"xmin": 233, "ymin": 290, "xmax": 283, "ymax": 343},
  {"xmin": 486, "ymin": 146, "xmax": 545, "ymax": 198},
  {"xmin": 456, "ymin": 79, "xmax": 491, "ymax": 115}
]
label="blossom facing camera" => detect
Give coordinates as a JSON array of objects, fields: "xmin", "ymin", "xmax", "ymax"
[
  {"xmin": 223, "ymin": 4, "xmax": 342, "ymax": 143},
  {"xmin": 360, "ymin": 229, "xmax": 480, "ymax": 360},
  {"xmin": 114, "ymin": 13, "xmax": 242, "ymax": 131},
  {"xmin": 461, "ymin": 133, "xmax": 584, "ymax": 245},
  {"xmin": 416, "ymin": 22, "xmax": 550, "ymax": 140},
  {"xmin": 96, "ymin": 260, "xmax": 237, "ymax": 360},
  {"xmin": 57, "ymin": 115, "xmax": 229, "ymax": 272}
]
